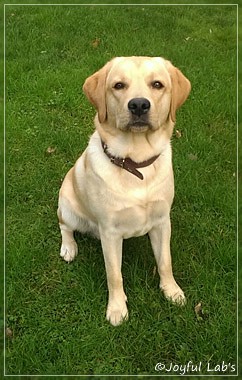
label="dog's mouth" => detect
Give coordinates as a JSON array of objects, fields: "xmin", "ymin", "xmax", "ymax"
[{"xmin": 126, "ymin": 119, "xmax": 153, "ymax": 133}]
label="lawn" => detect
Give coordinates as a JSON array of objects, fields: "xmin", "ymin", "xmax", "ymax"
[{"xmin": 5, "ymin": 2, "xmax": 237, "ymax": 376}]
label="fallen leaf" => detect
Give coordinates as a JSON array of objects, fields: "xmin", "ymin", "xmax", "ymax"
[
  {"xmin": 6, "ymin": 327, "xmax": 13, "ymax": 338},
  {"xmin": 92, "ymin": 38, "xmax": 101, "ymax": 48},
  {"xmin": 195, "ymin": 302, "xmax": 202, "ymax": 315},
  {"xmin": 175, "ymin": 129, "xmax": 182, "ymax": 138},
  {"xmin": 194, "ymin": 302, "xmax": 208, "ymax": 321},
  {"xmin": 188, "ymin": 153, "xmax": 198, "ymax": 161},
  {"xmin": 46, "ymin": 147, "xmax": 56, "ymax": 154}
]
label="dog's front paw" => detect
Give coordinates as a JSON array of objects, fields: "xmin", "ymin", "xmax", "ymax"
[
  {"xmin": 161, "ymin": 282, "xmax": 186, "ymax": 305},
  {"xmin": 106, "ymin": 301, "xmax": 128, "ymax": 326},
  {"xmin": 60, "ymin": 241, "xmax": 78, "ymax": 263}
]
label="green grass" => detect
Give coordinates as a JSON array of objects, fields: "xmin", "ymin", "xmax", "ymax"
[
  {"xmin": 5, "ymin": 3, "xmax": 237, "ymax": 376},
  {"xmin": 0, "ymin": 3, "xmax": 4, "ymax": 378}
]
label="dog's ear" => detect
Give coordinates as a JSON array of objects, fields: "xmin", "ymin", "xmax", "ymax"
[
  {"xmin": 83, "ymin": 61, "xmax": 111, "ymax": 123},
  {"xmin": 166, "ymin": 61, "xmax": 191, "ymax": 123}
]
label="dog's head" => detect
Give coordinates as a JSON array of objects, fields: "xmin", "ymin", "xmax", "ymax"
[{"xmin": 83, "ymin": 56, "xmax": 191, "ymax": 132}]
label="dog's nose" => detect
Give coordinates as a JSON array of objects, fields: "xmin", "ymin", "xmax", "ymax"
[{"xmin": 128, "ymin": 98, "xmax": 151, "ymax": 117}]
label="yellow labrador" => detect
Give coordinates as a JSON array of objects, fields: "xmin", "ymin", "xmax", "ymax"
[{"xmin": 58, "ymin": 56, "xmax": 191, "ymax": 326}]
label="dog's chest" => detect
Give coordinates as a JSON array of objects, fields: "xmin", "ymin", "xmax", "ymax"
[
  {"xmin": 113, "ymin": 190, "xmax": 170, "ymax": 239},
  {"xmin": 90, "ymin": 167, "xmax": 174, "ymax": 238}
]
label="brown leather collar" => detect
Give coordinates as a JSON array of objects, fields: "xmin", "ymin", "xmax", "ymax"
[{"xmin": 101, "ymin": 140, "xmax": 160, "ymax": 180}]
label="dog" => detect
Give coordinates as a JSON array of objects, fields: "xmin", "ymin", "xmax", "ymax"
[{"xmin": 57, "ymin": 56, "xmax": 191, "ymax": 326}]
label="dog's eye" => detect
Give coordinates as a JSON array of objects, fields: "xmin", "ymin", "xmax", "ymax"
[
  {"xmin": 151, "ymin": 81, "xmax": 164, "ymax": 89},
  {"xmin": 113, "ymin": 82, "xmax": 125, "ymax": 90}
]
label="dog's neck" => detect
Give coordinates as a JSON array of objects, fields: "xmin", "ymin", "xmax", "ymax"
[
  {"xmin": 101, "ymin": 139, "xmax": 160, "ymax": 180},
  {"xmin": 95, "ymin": 115, "xmax": 173, "ymax": 163}
]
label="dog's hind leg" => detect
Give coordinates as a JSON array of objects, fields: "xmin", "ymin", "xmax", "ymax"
[
  {"xmin": 59, "ymin": 224, "xmax": 78, "ymax": 263},
  {"xmin": 57, "ymin": 204, "xmax": 78, "ymax": 263}
]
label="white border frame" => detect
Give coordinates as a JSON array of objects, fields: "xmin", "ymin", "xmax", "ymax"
[{"xmin": 3, "ymin": 2, "xmax": 239, "ymax": 377}]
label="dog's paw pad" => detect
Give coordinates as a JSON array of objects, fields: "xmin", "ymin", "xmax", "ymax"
[
  {"xmin": 60, "ymin": 242, "xmax": 78, "ymax": 263},
  {"xmin": 106, "ymin": 303, "xmax": 128, "ymax": 326}
]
